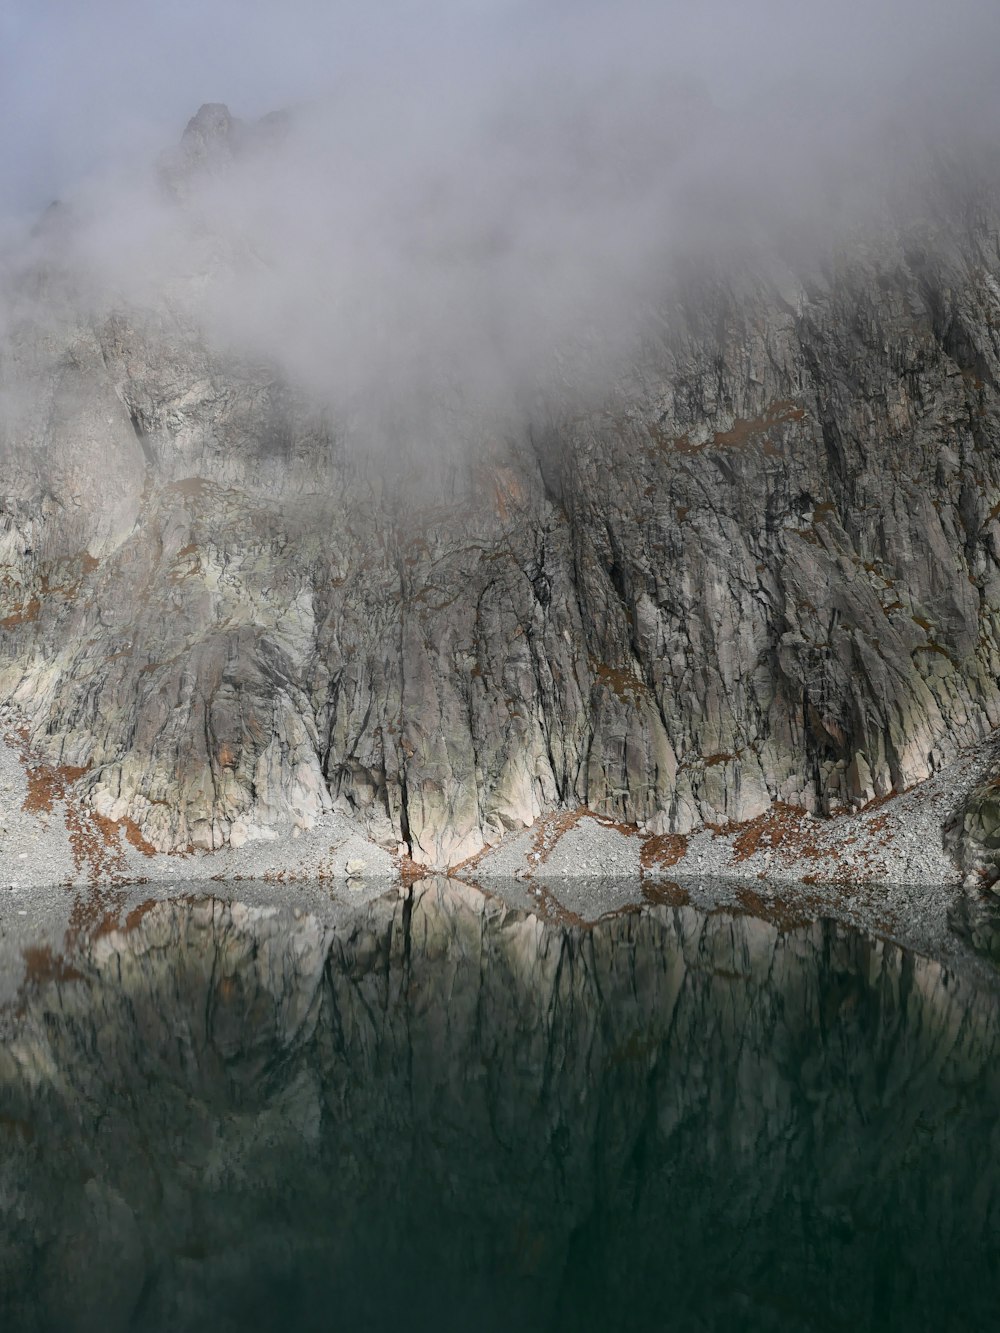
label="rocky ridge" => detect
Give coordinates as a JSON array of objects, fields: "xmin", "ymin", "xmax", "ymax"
[{"xmin": 3, "ymin": 108, "xmax": 1000, "ymax": 884}]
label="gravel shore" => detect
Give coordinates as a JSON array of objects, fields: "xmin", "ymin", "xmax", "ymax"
[
  {"xmin": 457, "ymin": 731, "xmax": 1000, "ymax": 968},
  {"xmin": 2, "ymin": 706, "xmax": 999, "ymax": 979},
  {"xmin": 0, "ymin": 711, "xmax": 397, "ymax": 895}
]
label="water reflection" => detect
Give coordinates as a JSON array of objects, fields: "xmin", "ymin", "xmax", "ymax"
[{"xmin": 2, "ymin": 878, "xmax": 1000, "ymax": 1333}]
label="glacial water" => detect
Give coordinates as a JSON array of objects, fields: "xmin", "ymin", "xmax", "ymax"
[{"xmin": 1, "ymin": 878, "xmax": 999, "ymax": 1332}]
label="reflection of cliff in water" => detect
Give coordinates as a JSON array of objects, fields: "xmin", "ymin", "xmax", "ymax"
[{"xmin": 2, "ymin": 879, "xmax": 1000, "ymax": 1333}]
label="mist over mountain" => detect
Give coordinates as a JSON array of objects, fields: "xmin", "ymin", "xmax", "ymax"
[
  {"xmin": 4, "ymin": 0, "xmax": 1000, "ymax": 454},
  {"xmin": 3, "ymin": 1, "xmax": 1000, "ymax": 880}
]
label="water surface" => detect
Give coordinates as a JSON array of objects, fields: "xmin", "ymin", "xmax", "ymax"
[{"xmin": 1, "ymin": 878, "xmax": 999, "ymax": 1332}]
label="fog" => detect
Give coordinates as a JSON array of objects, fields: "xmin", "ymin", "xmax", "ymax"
[{"xmin": 3, "ymin": 0, "xmax": 1000, "ymax": 453}]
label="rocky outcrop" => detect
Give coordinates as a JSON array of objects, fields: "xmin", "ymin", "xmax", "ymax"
[
  {"xmin": 1, "ymin": 881, "xmax": 999, "ymax": 1331},
  {"xmin": 3, "ymin": 111, "xmax": 1000, "ymax": 867},
  {"xmin": 948, "ymin": 769, "xmax": 1000, "ymax": 885}
]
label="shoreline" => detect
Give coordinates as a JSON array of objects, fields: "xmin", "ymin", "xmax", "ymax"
[
  {"xmin": 3, "ymin": 714, "xmax": 1000, "ymax": 986},
  {"xmin": 3, "ymin": 720, "xmax": 997, "ymax": 894},
  {"xmin": 0, "ymin": 868, "xmax": 998, "ymax": 1028}
]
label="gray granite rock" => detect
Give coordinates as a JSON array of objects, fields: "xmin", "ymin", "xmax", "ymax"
[{"xmin": 4, "ymin": 111, "xmax": 1000, "ymax": 872}]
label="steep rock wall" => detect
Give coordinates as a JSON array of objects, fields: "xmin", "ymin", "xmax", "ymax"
[{"xmin": 3, "ymin": 162, "xmax": 1000, "ymax": 866}]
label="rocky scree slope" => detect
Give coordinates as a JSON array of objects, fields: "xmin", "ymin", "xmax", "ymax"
[{"xmin": 3, "ymin": 108, "xmax": 1000, "ymax": 873}]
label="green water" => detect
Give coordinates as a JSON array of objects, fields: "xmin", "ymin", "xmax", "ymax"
[{"xmin": 1, "ymin": 880, "xmax": 999, "ymax": 1332}]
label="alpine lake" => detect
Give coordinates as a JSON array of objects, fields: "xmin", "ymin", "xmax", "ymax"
[{"xmin": 1, "ymin": 874, "xmax": 999, "ymax": 1333}]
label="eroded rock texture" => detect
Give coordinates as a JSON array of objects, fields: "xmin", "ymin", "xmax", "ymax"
[
  {"xmin": 3, "ymin": 111, "xmax": 1000, "ymax": 866},
  {"xmin": 1, "ymin": 881, "xmax": 999, "ymax": 1332}
]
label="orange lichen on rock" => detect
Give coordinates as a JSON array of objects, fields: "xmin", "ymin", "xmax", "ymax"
[
  {"xmin": 123, "ymin": 819, "xmax": 157, "ymax": 857},
  {"xmin": 14, "ymin": 736, "xmax": 155, "ymax": 883},
  {"xmin": 592, "ymin": 662, "xmax": 647, "ymax": 702},
  {"xmin": 729, "ymin": 802, "xmax": 825, "ymax": 863},
  {"xmin": 398, "ymin": 855, "xmax": 426, "ymax": 886},
  {"xmin": 640, "ymin": 832, "xmax": 689, "ymax": 871},
  {"xmin": 711, "ymin": 400, "xmax": 806, "ymax": 449},
  {"xmin": 0, "ymin": 598, "xmax": 41, "ymax": 629},
  {"xmin": 648, "ymin": 400, "xmax": 806, "ymax": 456},
  {"xmin": 22, "ymin": 763, "xmax": 89, "ymax": 815}
]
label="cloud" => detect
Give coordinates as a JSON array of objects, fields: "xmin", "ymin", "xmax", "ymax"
[{"xmin": 2, "ymin": 0, "xmax": 1000, "ymax": 456}]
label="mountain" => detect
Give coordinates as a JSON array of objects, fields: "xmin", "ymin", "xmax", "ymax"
[{"xmin": 3, "ymin": 106, "xmax": 1000, "ymax": 878}]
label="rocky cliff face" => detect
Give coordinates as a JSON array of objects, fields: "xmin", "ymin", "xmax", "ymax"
[
  {"xmin": 3, "ymin": 109, "xmax": 1000, "ymax": 869},
  {"xmin": 2, "ymin": 882, "xmax": 999, "ymax": 1331}
]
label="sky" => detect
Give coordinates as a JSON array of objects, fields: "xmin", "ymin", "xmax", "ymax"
[
  {"xmin": 4, "ymin": 0, "xmax": 999, "ymax": 214},
  {"xmin": 2, "ymin": 0, "xmax": 999, "ymax": 449}
]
